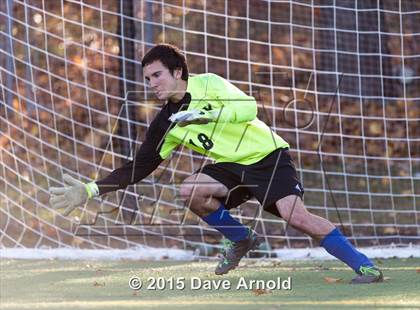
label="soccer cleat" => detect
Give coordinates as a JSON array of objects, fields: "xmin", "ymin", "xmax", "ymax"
[
  {"xmin": 350, "ymin": 266, "xmax": 384, "ymax": 284},
  {"xmin": 215, "ymin": 229, "xmax": 260, "ymax": 275}
]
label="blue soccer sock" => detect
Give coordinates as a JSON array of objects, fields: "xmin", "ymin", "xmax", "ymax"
[
  {"xmin": 202, "ymin": 204, "xmax": 249, "ymax": 242},
  {"xmin": 320, "ymin": 228, "xmax": 374, "ymax": 273}
]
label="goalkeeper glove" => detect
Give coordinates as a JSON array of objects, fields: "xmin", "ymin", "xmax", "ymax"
[
  {"xmin": 169, "ymin": 109, "xmax": 218, "ymax": 126},
  {"xmin": 49, "ymin": 174, "xmax": 99, "ymax": 216}
]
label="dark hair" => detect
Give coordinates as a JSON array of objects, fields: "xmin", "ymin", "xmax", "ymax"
[{"xmin": 141, "ymin": 43, "xmax": 189, "ymax": 81}]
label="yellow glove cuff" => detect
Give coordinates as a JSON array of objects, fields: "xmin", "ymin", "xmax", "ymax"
[{"xmin": 85, "ymin": 182, "xmax": 99, "ymax": 199}]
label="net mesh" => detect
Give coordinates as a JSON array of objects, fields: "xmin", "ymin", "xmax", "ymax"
[{"xmin": 1, "ymin": 0, "xmax": 419, "ymax": 255}]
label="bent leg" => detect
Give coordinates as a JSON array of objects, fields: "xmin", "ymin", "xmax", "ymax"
[
  {"xmin": 180, "ymin": 173, "xmax": 249, "ymax": 242},
  {"xmin": 179, "ymin": 173, "xmax": 228, "ymax": 217}
]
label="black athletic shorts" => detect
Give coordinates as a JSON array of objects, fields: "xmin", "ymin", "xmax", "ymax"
[{"xmin": 198, "ymin": 147, "xmax": 304, "ymax": 218}]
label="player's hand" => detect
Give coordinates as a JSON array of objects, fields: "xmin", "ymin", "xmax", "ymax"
[
  {"xmin": 169, "ymin": 109, "xmax": 215, "ymax": 127},
  {"xmin": 49, "ymin": 174, "xmax": 91, "ymax": 216},
  {"xmin": 178, "ymin": 118, "xmax": 211, "ymax": 127}
]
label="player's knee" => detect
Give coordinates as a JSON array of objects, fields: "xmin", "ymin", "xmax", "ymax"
[
  {"xmin": 180, "ymin": 175, "xmax": 225, "ymax": 201},
  {"xmin": 179, "ymin": 183, "xmax": 193, "ymax": 199},
  {"xmin": 179, "ymin": 181, "xmax": 211, "ymax": 201}
]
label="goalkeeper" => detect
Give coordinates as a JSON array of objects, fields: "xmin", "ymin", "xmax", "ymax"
[{"xmin": 50, "ymin": 43, "xmax": 382, "ymax": 284}]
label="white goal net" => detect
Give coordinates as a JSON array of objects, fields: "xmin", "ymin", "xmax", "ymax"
[{"xmin": 1, "ymin": 0, "xmax": 419, "ymax": 259}]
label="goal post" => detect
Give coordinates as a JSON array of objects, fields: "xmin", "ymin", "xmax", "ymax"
[{"xmin": 1, "ymin": 0, "xmax": 419, "ymax": 259}]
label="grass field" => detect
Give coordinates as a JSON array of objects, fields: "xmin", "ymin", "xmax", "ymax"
[{"xmin": 1, "ymin": 257, "xmax": 419, "ymax": 309}]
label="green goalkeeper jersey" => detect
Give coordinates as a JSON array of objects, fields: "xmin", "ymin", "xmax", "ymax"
[
  {"xmin": 96, "ymin": 73, "xmax": 289, "ymax": 195},
  {"xmin": 160, "ymin": 73, "xmax": 289, "ymax": 164}
]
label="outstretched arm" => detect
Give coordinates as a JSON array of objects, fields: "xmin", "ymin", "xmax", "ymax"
[
  {"xmin": 94, "ymin": 133, "xmax": 163, "ymax": 195},
  {"xmin": 49, "ymin": 118, "xmax": 174, "ymax": 216}
]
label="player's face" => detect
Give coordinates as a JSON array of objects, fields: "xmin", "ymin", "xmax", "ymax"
[{"xmin": 143, "ymin": 60, "xmax": 182, "ymax": 101}]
